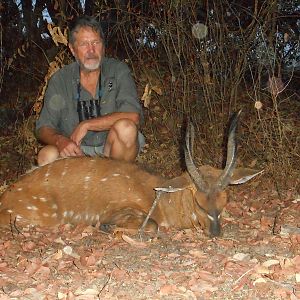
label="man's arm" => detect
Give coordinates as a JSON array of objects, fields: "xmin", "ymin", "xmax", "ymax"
[
  {"xmin": 37, "ymin": 126, "xmax": 83, "ymax": 157},
  {"xmin": 70, "ymin": 112, "xmax": 139, "ymax": 145}
]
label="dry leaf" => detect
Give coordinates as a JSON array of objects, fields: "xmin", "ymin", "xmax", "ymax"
[
  {"xmin": 122, "ymin": 234, "xmax": 147, "ymax": 248},
  {"xmin": 262, "ymin": 259, "xmax": 280, "ymax": 268},
  {"xmin": 255, "ymin": 265, "xmax": 272, "ymax": 275},
  {"xmin": 232, "ymin": 253, "xmax": 250, "ymax": 261},
  {"xmin": 189, "ymin": 250, "xmax": 206, "ymax": 259},
  {"xmin": 152, "ymin": 85, "xmax": 163, "ymax": 95},
  {"xmin": 253, "ymin": 277, "xmax": 267, "ymax": 285},
  {"xmin": 47, "ymin": 23, "xmax": 68, "ymax": 46},
  {"xmin": 141, "ymin": 83, "xmax": 152, "ymax": 108}
]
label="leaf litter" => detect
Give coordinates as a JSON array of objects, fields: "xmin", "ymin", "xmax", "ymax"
[{"xmin": 0, "ymin": 185, "xmax": 299, "ymax": 300}]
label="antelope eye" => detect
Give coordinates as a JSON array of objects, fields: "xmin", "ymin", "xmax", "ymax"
[{"xmin": 207, "ymin": 213, "xmax": 220, "ymax": 221}]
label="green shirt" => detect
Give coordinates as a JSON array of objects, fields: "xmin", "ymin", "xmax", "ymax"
[{"xmin": 36, "ymin": 57, "xmax": 144, "ymax": 146}]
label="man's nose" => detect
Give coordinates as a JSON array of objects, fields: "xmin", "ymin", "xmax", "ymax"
[{"xmin": 86, "ymin": 43, "xmax": 96, "ymax": 52}]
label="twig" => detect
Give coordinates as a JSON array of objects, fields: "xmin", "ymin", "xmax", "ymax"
[
  {"xmin": 138, "ymin": 186, "xmax": 185, "ymax": 237},
  {"xmin": 99, "ymin": 273, "xmax": 113, "ymax": 294},
  {"xmin": 139, "ymin": 190, "xmax": 162, "ymax": 235},
  {"xmin": 9, "ymin": 215, "xmax": 24, "ymax": 238},
  {"xmin": 31, "ymin": 40, "xmax": 50, "ymax": 65},
  {"xmin": 231, "ymin": 268, "xmax": 254, "ymax": 291}
]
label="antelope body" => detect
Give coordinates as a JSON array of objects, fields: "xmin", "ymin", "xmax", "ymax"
[{"xmin": 0, "ymin": 113, "xmax": 261, "ymax": 236}]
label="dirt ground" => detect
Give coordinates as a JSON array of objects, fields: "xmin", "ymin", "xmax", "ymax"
[{"xmin": 0, "ymin": 185, "xmax": 299, "ymax": 300}]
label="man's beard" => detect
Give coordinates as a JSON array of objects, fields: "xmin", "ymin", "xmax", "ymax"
[{"xmin": 76, "ymin": 56, "xmax": 101, "ymax": 71}]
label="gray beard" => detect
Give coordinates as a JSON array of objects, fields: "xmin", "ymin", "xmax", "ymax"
[{"xmin": 76, "ymin": 58, "xmax": 101, "ymax": 71}]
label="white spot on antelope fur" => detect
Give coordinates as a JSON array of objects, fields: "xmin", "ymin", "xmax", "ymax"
[
  {"xmin": 17, "ymin": 188, "xmax": 23, "ymax": 191},
  {"xmin": 7, "ymin": 209, "xmax": 13, "ymax": 213},
  {"xmin": 112, "ymin": 173, "xmax": 120, "ymax": 177},
  {"xmin": 51, "ymin": 213, "xmax": 57, "ymax": 218},
  {"xmin": 100, "ymin": 177, "xmax": 108, "ymax": 182},
  {"xmin": 94, "ymin": 215, "xmax": 100, "ymax": 222},
  {"xmin": 45, "ymin": 172, "xmax": 50, "ymax": 177},
  {"xmin": 84, "ymin": 176, "xmax": 91, "ymax": 181},
  {"xmin": 43, "ymin": 213, "xmax": 49, "ymax": 217},
  {"xmin": 160, "ymin": 221, "xmax": 169, "ymax": 227},
  {"xmin": 63, "ymin": 211, "xmax": 74, "ymax": 218},
  {"xmin": 125, "ymin": 175, "xmax": 130, "ymax": 179},
  {"xmin": 16, "ymin": 215, "xmax": 22, "ymax": 220},
  {"xmin": 74, "ymin": 214, "xmax": 81, "ymax": 221},
  {"xmin": 32, "ymin": 196, "xmax": 37, "ymax": 199},
  {"xmin": 27, "ymin": 205, "xmax": 38, "ymax": 211},
  {"xmin": 18, "ymin": 199, "xmax": 23, "ymax": 202},
  {"xmin": 136, "ymin": 198, "xmax": 142, "ymax": 202},
  {"xmin": 191, "ymin": 212, "xmax": 197, "ymax": 221},
  {"xmin": 63, "ymin": 211, "xmax": 74, "ymax": 219},
  {"xmin": 39, "ymin": 197, "xmax": 47, "ymax": 202},
  {"xmin": 52, "ymin": 204, "xmax": 58, "ymax": 210}
]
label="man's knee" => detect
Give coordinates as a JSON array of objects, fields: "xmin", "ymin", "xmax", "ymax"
[
  {"xmin": 37, "ymin": 145, "xmax": 59, "ymax": 166},
  {"xmin": 110, "ymin": 119, "xmax": 138, "ymax": 146}
]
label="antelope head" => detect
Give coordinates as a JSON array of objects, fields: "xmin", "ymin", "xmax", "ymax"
[{"xmin": 184, "ymin": 111, "xmax": 262, "ymax": 237}]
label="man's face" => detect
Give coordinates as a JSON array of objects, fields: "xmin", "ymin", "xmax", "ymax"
[{"xmin": 69, "ymin": 26, "xmax": 104, "ymax": 71}]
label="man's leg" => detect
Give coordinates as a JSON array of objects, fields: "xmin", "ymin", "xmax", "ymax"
[
  {"xmin": 37, "ymin": 145, "xmax": 59, "ymax": 166},
  {"xmin": 104, "ymin": 119, "xmax": 138, "ymax": 162}
]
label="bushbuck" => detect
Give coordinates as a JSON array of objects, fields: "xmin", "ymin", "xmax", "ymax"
[{"xmin": 0, "ymin": 111, "xmax": 262, "ymax": 236}]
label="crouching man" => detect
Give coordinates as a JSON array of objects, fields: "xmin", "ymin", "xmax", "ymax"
[{"xmin": 36, "ymin": 15, "xmax": 145, "ymax": 166}]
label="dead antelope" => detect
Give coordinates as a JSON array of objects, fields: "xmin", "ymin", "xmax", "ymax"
[{"xmin": 0, "ymin": 112, "xmax": 261, "ymax": 236}]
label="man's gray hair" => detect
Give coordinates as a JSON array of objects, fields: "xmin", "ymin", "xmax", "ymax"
[{"xmin": 69, "ymin": 15, "xmax": 105, "ymax": 44}]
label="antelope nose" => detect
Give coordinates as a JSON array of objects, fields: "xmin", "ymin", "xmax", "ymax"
[{"xmin": 209, "ymin": 221, "xmax": 221, "ymax": 237}]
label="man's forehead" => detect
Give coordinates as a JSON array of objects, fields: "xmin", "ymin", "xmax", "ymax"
[{"xmin": 73, "ymin": 26, "xmax": 101, "ymax": 38}]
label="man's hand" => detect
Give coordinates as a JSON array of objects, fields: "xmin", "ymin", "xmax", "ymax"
[
  {"xmin": 56, "ymin": 135, "xmax": 84, "ymax": 157},
  {"xmin": 70, "ymin": 122, "xmax": 88, "ymax": 146}
]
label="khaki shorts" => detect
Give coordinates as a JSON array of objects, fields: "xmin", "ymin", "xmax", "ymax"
[{"xmin": 80, "ymin": 131, "xmax": 145, "ymax": 157}]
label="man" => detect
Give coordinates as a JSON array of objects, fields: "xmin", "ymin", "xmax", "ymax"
[{"xmin": 36, "ymin": 15, "xmax": 144, "ymax": 166}]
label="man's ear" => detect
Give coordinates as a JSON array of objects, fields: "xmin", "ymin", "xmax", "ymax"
[{"xmin": 229, "ymin": 168, "xmax": 263, "ymax": 185}]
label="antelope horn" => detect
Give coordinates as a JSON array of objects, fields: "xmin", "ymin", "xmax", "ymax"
[
  {"xmin": 214, "ymin": 110, "xmax": 242, "ymax": 191},
  {"xmin": 184, "ymin": 121, "xmax": 208, "ymax": 192}
]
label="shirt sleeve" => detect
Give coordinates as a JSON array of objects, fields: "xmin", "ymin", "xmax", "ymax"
[
  {"xmin": 115, "ymin": 61, "xmax": 144, "ymax": 123},
  {"xmin": 35, "ymin": 72, "xmax": 65, "ymax": 134}
]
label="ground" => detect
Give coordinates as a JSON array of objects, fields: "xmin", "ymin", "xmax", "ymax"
[{"xmin": 0, "ymin": 186, "xmax": 299, "ymax": 300}]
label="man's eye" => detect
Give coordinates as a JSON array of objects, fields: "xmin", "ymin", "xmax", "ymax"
[
  {"xmin": 78, "ymin": 41, "xmax": 101, "ymax": 48},
  {"xmin": 78, "ymin": 42, "xmax": 88, "ymax": 47}
]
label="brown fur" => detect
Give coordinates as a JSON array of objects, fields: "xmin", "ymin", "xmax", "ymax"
[{"xmin": 0, "ymin": 156, "xmax": 260, "ymax": 235}]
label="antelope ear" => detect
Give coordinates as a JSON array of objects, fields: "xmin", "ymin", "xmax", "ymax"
[
  {"xmin": 229, "ymin": 168, "xmax": 263, "ymax": 185},
  {"xmin": 160, "ymin": 173, "xmax": 192, "ymax": 189}
]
